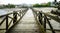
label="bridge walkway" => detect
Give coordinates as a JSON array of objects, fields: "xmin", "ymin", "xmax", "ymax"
[{"xmin": 7, "ymin": 8, "xmax": 41, "ymax": 33}]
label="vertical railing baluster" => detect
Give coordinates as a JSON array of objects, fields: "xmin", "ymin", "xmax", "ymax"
[
  {"xmin": 19, "ymin": 10, "xmax": 21, "ymax": 17},
  {"xmin": 39, "ymin": 11, "xmax": 42, "ymax": 25},
  {"xmin": 44, "ymin": 15, "xmax": 46, "ymax": 32},
  {"xmin": 6, "ymin": 15, "xmax": 8, "ymax": 31},
  {"xmin": 13, "ymin": 11, "xmax": 17, "ymax": 23},
  {"xmin": 21, "ymin": 10, "xmax": 22, "ymax": 17},
  {"xmin": 22, "ymin": 11, "xmax": 23, "ymax": 16},
  {"xmin": 36, "ymin": 11, "xmax": 37, "ymax": 20}
]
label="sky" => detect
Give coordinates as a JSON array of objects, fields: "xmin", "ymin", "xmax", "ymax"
[{"xmin": 0, "ymin": 0, "xmax": 60, "ymax": 5}]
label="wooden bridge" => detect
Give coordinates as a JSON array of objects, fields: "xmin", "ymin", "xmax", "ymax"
[{"xmin": 0, "ymin": 8, "xmax": 60, "ymax": 33}]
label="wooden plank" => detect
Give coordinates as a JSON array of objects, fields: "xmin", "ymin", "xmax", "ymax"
[
  {"xmin": 13, "ymin": 11, "xmax": 17, "ymax": 23},
  {"xmin": 0, "ymin": 17, "xmax": 6, "ymax": 25},
  {"xmin": 44, "ymin": 15, "xmax": 46, "ymax": 32},
  {"xmin": 46, "ymin": 16, "xmax": 55, "ymax": 33}
]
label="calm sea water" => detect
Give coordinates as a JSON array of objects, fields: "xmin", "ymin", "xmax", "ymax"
[{"xmin": 0, "ymin": 10, "xmax": 8, "ymax": 15}]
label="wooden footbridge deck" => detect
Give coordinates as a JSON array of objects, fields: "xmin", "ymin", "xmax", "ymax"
[{"xmin": 0, "ymin": 8, "xmax": 60, "ymax": 33}]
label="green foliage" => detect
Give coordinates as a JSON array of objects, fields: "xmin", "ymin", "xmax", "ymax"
[
  {"xmin": 4, "ymin": 4, "xmax": 15, "ymax": 8},
  {"xmin": 33, "ymin": 4, "xmax": 41, "ymax": 7},
  {"xmin": 33, "ymin": 2, "xmax": 51, "ymax": 7},
  {"xmin": 0, "ymin": 4, "xmax": 15, "ymax": 9}
]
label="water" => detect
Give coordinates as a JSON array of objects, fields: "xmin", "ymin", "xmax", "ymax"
[
  {"xmin": 0, "ymin": 8, "xmax": 27, "ymax": 15},
  {"xmin": 0, "ymin": 10, "xmax": 8, "ymax": 15}
]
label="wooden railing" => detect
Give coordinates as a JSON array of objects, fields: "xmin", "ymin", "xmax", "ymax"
[
  {"xmin": 0, "ymin": 8, "xmax": 28, "ymax": 33},
  {"xmin": 31, "ymin": 8, "xmax": 56, "ymax": 33}
]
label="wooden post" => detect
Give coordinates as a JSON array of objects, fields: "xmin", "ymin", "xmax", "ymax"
[
  {"xmin": 20, "ymin": 10, "xmax": 22, "ymax": 17},
  {"xmin": 19, "ymin": 11, "xmax": 21, "ymax": 17},
  {"xmin": 21, "ymin": 10, "xmax": 22, "ymax": 17},
  {"xmin": 44, "ymin": 15, "xmax": 46, "ymax": 32},
  {"xmin": 35, "ymin": 11, "xmax": 37, "ymax": 20},
  {"xmin": 39, "ymin": 12, "xmax": 42, "ymax": 25},
  {"xmin": 6, "ymin": 15, "xmax": 8, "ymax": 31},
  {"xmin": 23, "ymin": 11, "xmax": 24, "ymax": 16},
  {"xmin": 13, "ymin": 11, "xmax": 17, "ymax": 23}
]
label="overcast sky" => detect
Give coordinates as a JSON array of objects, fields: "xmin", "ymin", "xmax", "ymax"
[{"xmin": 0, "ymin": 0, "xmax": 60, "ymax": 5}]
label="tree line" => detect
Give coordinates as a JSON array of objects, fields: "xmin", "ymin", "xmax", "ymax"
[
  {"xmin": 33, "ymin": 2, "xmax": 52, "ymax": 7},
  {"xmin": 0, "ymin": 4, "xmax": 15, "ymax": 9}
]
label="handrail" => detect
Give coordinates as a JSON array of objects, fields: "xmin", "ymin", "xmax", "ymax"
[
  {"xmin": 0, "ymin": 8, "xmax": 28, "ymax": 33},
  {"xmin": 46, "ymin": 15, "xmax": 55, "ymax": 33},
  {"xmin": 31, "ymin": 8, "xmax": 57, "ymax": 33},
  {"xmin": 32, "ymin": 9, "xmax": 60, "ymax": 23},
  {"xmin": 31, "ymin": 8, "xmax": 46, "ymax": 33},
  {"xmin": 6, "ymin": 8, "xmax": 28, "ymax": 33}
]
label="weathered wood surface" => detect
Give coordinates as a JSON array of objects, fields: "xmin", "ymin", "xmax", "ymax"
[
  {"xmin": 31, "ymin": 8, "xmax": 60, "ymax": 33},
  {"xmin": 45, "ymin": 13, "xmax": 60, "ymax": 23},
  {"xmin": 0, "ymin": 8, "xmax": 28, "ymax": 33},
  {"xmin": 7, "ymin": 9, "xmax": 40, "ymax": 33}
]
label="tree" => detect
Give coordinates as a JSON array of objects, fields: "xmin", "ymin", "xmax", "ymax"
[{"xmin": 33, "ymin": 4, "xmax": 41, "ymax": 7}]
